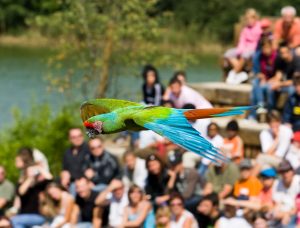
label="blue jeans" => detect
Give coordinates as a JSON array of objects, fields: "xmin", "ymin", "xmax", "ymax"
[
  {"xmin": 11, "ymin": 214, "xmax": 45, "ymax": 228},
  {"xmin": 77, "ymin": 222, "xmax": 93, "ymax": 228},
  {"xmin": 252, "ymin": 50, "xmax": 261, "ymax": 74}
]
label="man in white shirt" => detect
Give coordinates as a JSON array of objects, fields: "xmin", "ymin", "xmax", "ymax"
[
  {"xmin": 285, "ymin": 131, "xmax": 300, "ymax": 171},
  {"xmin": 122, "ymin": 151, "xmax": 148, "ymax": 189},
  {"xmin": 254, "ymin": 111, "xmax": 293, "ymax": 175},
  {"xmin": 167, "ymin": 77, "xmax": 212, "ymax": 109},
  {"xmin": 272, "ymin": 160, "xmax": 300, "ymax": 227}
]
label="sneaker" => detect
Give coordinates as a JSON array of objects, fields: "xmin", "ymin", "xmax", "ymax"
[{"xmin": 226, "ymin": 70, "xmax": 248, "ymax": 84}]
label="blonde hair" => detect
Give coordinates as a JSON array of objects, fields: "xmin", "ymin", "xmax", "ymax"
[
  {"xmin": 156, "ymin": 206, "xmax": 171, "ymax": 228},
  {"xmin": 245, "ymin": 8, "xmax": 259, "ymax": 20},
  {"xmin": 40, "ymin": 182, "xmax": 63, "ymax": 218}
]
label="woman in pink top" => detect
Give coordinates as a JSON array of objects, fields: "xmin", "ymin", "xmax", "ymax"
[{"xmin": 224, "ymin": 9, "xmax": 262, "ymax": 84}]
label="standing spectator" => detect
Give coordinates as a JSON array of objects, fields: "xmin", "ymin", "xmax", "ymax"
[
  {"xmin": 233, "ymin": 159, "xmax": 262, "ymax": 199},
  {"xmin": 203, "ymin": 162, "xmax": 240, "ymax": 200},
  {"xmin": 273, "ymin": 6, "xmax": 300, "ymax": 49},
  {"xmin": 222, "ymin": 120, "xmax": 244, "ymax": 164},
  {"xmin": 74, "ymin": 176, "xmax": 102, "ymax": 228},
  {"xmin": 11, "ymin": 148, "xmax": 53, "ymax": 228},
  {"xmin": 122, "ymin": 151, "xmax": 148, "ymax": 190},
  {"xmin": 268, "ymin": 42, "xmax": 300, "ymax": 109},
  {"xmin": 224, "ymin": 8, "xmax": 262, "ymax": 84},
  {"xmin": 283, "ymin": 75, "xmax": 300, "ymax": 131},
  {"xmin": 166, "ymin": 77, "xmax": 212, "ymax": 109},
  {"xmin": 250, "ymin": 40, "xmax": 278, "ymax": 118},
  {"xmin": 167, "ymin": 150, "xmax": 204, "ymax": 210},
  {"xmin": 40, "ymin": 182, "xmax": 75, "ymax": 227},
  {"xmin": 169, "ymin": 193, "xmax": 198, "ymax": 228},
  {"xmin": 0, "ymin": 166, "xmax": 14, "ymax": 216},
  {"xmin": 122, "ymin": 185, "xmax": 154, "ymax": 228},
  {"xmin": 145, "ymin": 154, "xmax": 170, "ymax": 207},
  {"xmin": 285, "ymin": 131, "xmax": 300, "ymax": 172},
  {"xmin": 83, "ymin": 137, "xmax": 122, "ymax": 192},
  {"xmin": 254, "ymin": 111, "xmax": 293, "ymax": 175},
  {"xmin": 61, "ymin": 128, "xmax": 90, "ymax": 192},
  {"xmin": 195, "ymin": 193, "xmax": 222, "ymax": 228},
  {"xmin": 142, "ymin": 65, "xmax": 164, "ymax": 106},
  {"xmin": 96, "ymin": 179, "xmax": 128, "ymax": 228},
  {"xmin": 272, "ymin": 160, "xmax": 299, "ymax": 227}
]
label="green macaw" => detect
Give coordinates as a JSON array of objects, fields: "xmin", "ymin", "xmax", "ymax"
[{"xmin": 81, "ymin": 98, "xmax": 253, "ymax": 163}]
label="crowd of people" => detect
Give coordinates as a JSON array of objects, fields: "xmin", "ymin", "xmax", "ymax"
[{"xmin": 2, "ymin": 5, "xmax": 300, "ymax": 228}]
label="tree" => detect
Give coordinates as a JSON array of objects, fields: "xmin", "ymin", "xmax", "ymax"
[{"xmin": 31, "ymin": 0, "xmax": 196, "ymax": 99}]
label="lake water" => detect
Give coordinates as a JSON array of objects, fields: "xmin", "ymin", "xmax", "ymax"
[{"xmin": 0, "ymin": 45, "xmax": 222, "ymax": 128}]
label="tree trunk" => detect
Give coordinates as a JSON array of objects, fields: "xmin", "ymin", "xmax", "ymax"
[{"xmin": 95, "ymin": 23, "xmax": 114, "ymax": 98}]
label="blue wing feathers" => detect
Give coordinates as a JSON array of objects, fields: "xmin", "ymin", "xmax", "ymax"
[
  {"xmin": 144, "ymin": 110, "xmax": 229, "ymax": 164},
  {"xmin": 212, "ymin": 106, "xmax": 256, "ymax": 117}
]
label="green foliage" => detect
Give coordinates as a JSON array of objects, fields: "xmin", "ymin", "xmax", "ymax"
[
  {"xmin": 29, "ymin": 0, "xmax": 198, "ymax": 98},
  {"xmin": 0, "ymin": 103, "xmax": 81, "ymax": 182}
]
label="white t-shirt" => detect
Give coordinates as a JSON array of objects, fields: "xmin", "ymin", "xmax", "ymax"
[
  {"xmin": 33, "ymin": 148, "xmax": 50, "ymax": 172},
  {"xmin": 217, "ymin": 216, "xmax": 252, "ymax": 228},
  {"xmin": 202, "ymin": 134, "xmax": 224, "ymax": 166},
  {"xmin": 170, "ymin": 210, "xmax": 198, "ymax": 228},
  {"xmin": 138, "ymin": 130, "xmax": 164, "ymax": 149},
  {"xmin": 286, "ymin": 144, "xmax": 300, "ymax": 170},
  {"xmin": 272, "ymin": 174, "xmax": 300, "ymax": 212},
  {"xmin": 260, "ymin": 125, "xmax": 293, "ymax": 158},
  {"xmin": 108, "ymin": 193, "xmax": 129, "ymax": 227},
  {"xmin": 191, "ymin": 119, "xmax": 211, "ymax": 138}
]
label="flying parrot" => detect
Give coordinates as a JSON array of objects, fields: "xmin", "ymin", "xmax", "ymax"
[{"xmin": 81, "ymin": 99, "xmax": 253, "ymax": 163}]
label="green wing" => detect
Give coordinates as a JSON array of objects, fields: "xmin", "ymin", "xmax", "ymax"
[{"xmin": 80, "ymin": 98, "xmax": 142, "ymax": 122}]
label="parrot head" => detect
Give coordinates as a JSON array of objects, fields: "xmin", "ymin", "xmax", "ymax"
[{"xmin": 83, "ymin": 120, "xmax": 103, "ymax": 138}]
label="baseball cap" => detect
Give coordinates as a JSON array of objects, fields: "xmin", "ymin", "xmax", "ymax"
[
  {"xmin": 239, "ymin": 159, "xmax": 252, "ymax": 169},
  {"xmin": 168, "ymin": 150, "xmax": 183, "ymax": 166},
  {"xmin": 260, "ymin": 168, "xmax": 277, "ymax": 178},
  {"xmin": 277, "ymin": 160, "xmax": 293, "ymax": 173}
]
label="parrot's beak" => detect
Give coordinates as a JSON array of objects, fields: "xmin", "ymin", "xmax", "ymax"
[{"xmin": 84, "ymin": 121, "xmax": 103, "ymax": 138}]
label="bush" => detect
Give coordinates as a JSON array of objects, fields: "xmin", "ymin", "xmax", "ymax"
[{"xmin": 0, "ymin": 103, "xmax": 82, "ymax": 182}]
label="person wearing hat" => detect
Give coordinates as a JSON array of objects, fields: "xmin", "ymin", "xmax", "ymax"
[
  {"xmin": 167, "ymin": 150, "xmax": 205, "ymax": 210},
  {"xmin": 233, "ymin": 159, "xmax": 262, "ymax": 199},
  {"xmin": 284, "ymin": 131, "xmax": 300, "ymax": 172},
  {"xmin": 272, "ymin": 160, "xmax": 300, "ymax": 227}
]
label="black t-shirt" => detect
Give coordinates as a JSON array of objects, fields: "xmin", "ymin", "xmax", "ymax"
[
  {"xmin": 63, "ymin": 142, "xmax": 90, "ymax": 180},
  {"xmin": 195, "ymin": 212, "xmax": 222, "ymax": 228},
  {"xmin": 145, "ymin": 168, "xmax": 170, "ymax": 200},
  {"xmin": 142, "ymin": 83, "xmax": 164, "ymax": 105},
  {"xmin": 75, "ymin": 191, "xmax": 98, "ymax": 222},
  {"xmin": 275, "ymin": 54, "xmax": 300, "ymax": 80},
  {"xmin": 18, "ymin": 179, "xmax": 50, "ymax": 214}
]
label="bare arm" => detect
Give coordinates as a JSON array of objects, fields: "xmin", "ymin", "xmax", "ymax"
[
  {"xmin": 123, "ymin": 202, "xmax": 151, "ymax": 227},
  {"xmin": 92, "ymin": 206, "xmax": 102, "ymax": 228},
  {"xmin": 219, "ymin": 184, "xmax": 233, "ymax": 199}
]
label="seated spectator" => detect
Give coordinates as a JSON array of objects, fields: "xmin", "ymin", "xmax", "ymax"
[
  {"xmin": 203, "ymin": 162, "xmax": 240, "ymax": 200},
  {"xmin": 83, "ymin": 137, "xmax": 121, "ymax": 192},
  {"xmin": 258, "ymin": 168, "xmax": 276, "ymax": 211},
  {"xmin": 95, "ymin": 179, "xmax": 128, "ymax": 228},
  {"xmin": 214, "ymin": 199, "xmax": 252, "ymax": 228},
  {"xmin": 283, "ymin": 75, "xmax": 300, "ymax": 131},
  {"xmin": 40, "ymin": 182, "xmax": 74, "ymax": 227},
  {"xmin": 142, "ymin": 65, "xmax": 164, "ymax": 106},
  {"xmin": 0, "ymin": 166, "xmax": 14, "ymax": 216},
  {"xmin": 273, "ymin": 6, "xmax": 300, "ymax": 49},
  {"xmin": 60, "ymin": 128, "xmax": 90, "ymax": 193},
  {"xmin": 169, "ymin": 193, "xmax": 198, "ymax": 228},
  {"xmin": 163, "ymin": 71, "xmax": 187, "ymax": 101},
  {"xmin": 74, "ymin": 176, "xmax": 102, "ymax": 227},
  {"xmin": 182, "ymin": 103, "xmax": 211, "ymax": 138},
  {"xmin": 221, "ymin": 120, "xmax": 244, "ymax": 164},
  {"xmin": 272, "ymin": 160, "xmax": 299, "ymax": 227},
  {"xmin": 165, "ymin": 77, "xmax": 212, "ymax": 109},
  {"xmin": 197, "ymin": 123, "xmax": 224, "ymax": 175},
  {"xmin": 123, "ymin": 185, "xmax": 155, "ymax": 228},
  {"xmin": 233, "ymin": 159, "xmax": 262, "ymax": 199},
  {"xmin": 254, "ymin": 111, "xmax": 293, "ymax": 175},
  {"xmin": 224, "ymin": 8, "xmax": 262, "ymax": 84},
  {"xmin": 195, "ymin": 193, "xmax": 222, "ymax": 228},
  {"xmin": 250, "ymin": 40, "xmax": 278, "ymax": 118},
  {"xmin": 252, "ymin": 212, "xmax": 269, "ymax": 228},
  {"xmin": 122, "ymin": 151, "xmax": 148, "ymax": 189},
  {"xmin": 268, "ymin": 42, "xmax": 300, "ymax": 109},
  {"xmin": 167, "ymin": 150, "xmax": 204, "ymax": 210},
  {"xmin": 11, "ymin": 148, "xmax": 52, "ymax": 228},
  {"xmin": 285, "ymin": 131, "xmax": 300, "ymax": 172},
  {"xmin": 156, "ymin": 206, "xmax": 171, "ymax": 228},
  {"xmin": 145, "ymin": 154, "xmax": 171, "ymax": 207}
]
